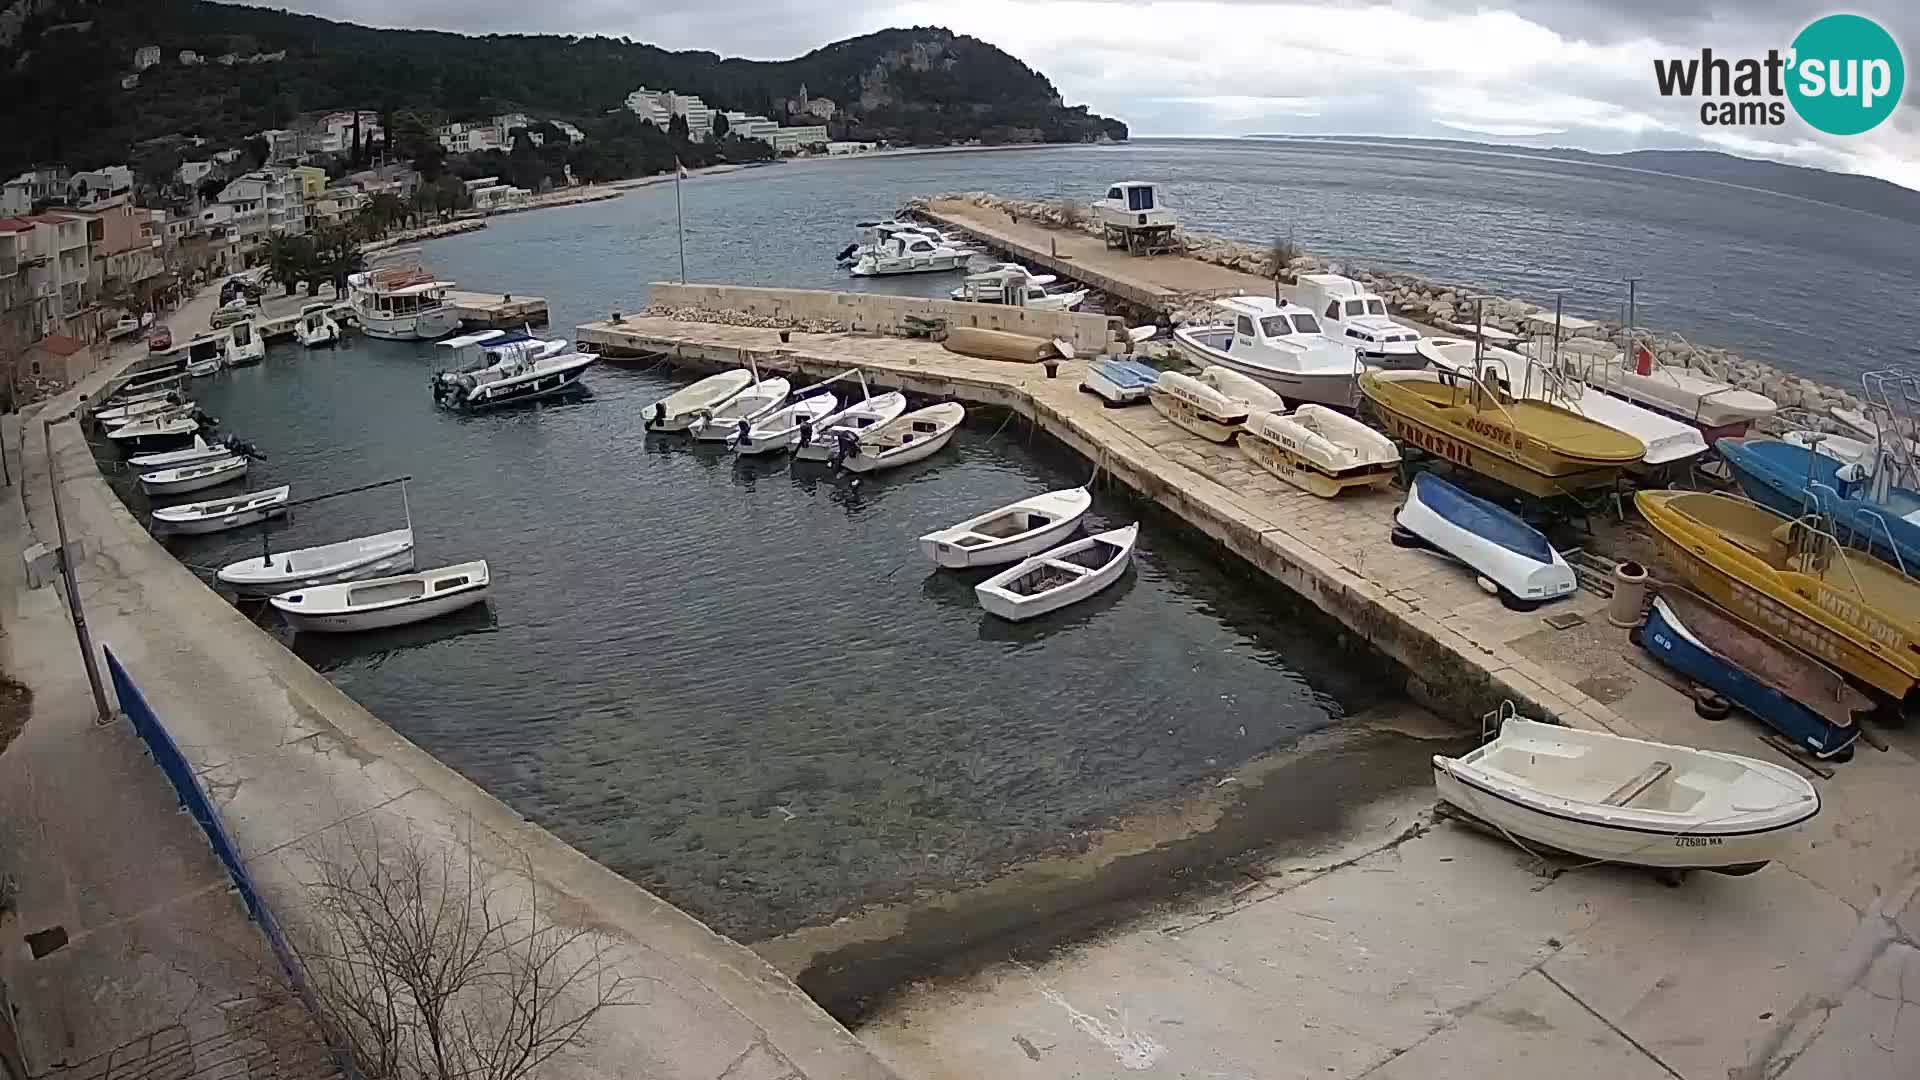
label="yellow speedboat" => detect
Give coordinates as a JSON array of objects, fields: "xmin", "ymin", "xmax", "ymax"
[
  {"xmin": 1636, "ymin": 489, "xmax": 1920, "ymax": 703},
  {"xmin": 1360, "ymin": 370, "xmax": 1643, "ymax": 497}
]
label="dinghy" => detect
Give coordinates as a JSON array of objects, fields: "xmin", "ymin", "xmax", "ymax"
[
  {"xmin": 729, "ymin": 392, "xmax": 839, "ymax": 456},
  {"xmin": 1638, "ymin": 592, "xmax": 1862, "ymax": 760},
  {"xmin": 1196, "ymin": 366, "xmax": 1289, "ymax": 413},
  {"xmin": 139, "ymin": 455, "xmax": 247, "ymax": 496},
  {"xmin": 129, "ymin": 435, "xmax": 232, "ymax": 470},
  {"xmin": 1147, "ymin": 370, "xmax": 1248, "ymax": 443},
  {"xmin": 1080, "ymin": 358, "xmax": 1159, "ymax": 406},
  {"xmin": 793, "ymin": 391, "xmax": 908, "ymax": 461},
  {"xmin": 689, "ymin": 378, "xmax": 791, "ymax": 441},
  {"xmin": 151, "ymin": 485, "xmax": 289, "ymax": 535},
  {"xmin": 1392, "ymin": 472, "xmax": 1575, "ymax": 610},
  {"xmin": 834, "ymin": 402, "xmax": 966, "ymax": 474},
  {"xmin": 643, "ymin": 370, "xmax": 755, "ymax": 432},
  {"xmin": 295, "ymin": 303, "xmax": 341, "ymax": 348},
  {"xmin": 95, "ymin": 394, "xmax": 186, "ymax": 427},
  {"xmin": 1433, "ymin": 718, "xmax": 1819, "ymax": 874},
  {"xmin": 1237, "ymin": 406, "xmax": 1399, "ymax": 497},
  {"xmin": 975, "ymin": 524, "xmax": 1138, "ymax": 621},
  {"xmin": 107, "ymin": 412, "xmax": 204, "ymax": 447},
  {"xmin": 217, "ymin": 529, "xmax": 417, "ymax": 596},
  {"xmin": 270, "ymin": 560, "xmax": 489, "ymax": 633},
  {"xmin": 919, "ymin": 487, "xmax": 1094, "ymax": 568}
]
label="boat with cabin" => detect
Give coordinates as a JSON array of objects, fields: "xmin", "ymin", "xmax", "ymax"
[
  {"xmin": 1172, "ymin": 298, "xmax": 1360, "ymax": 408},
  {"xmin": 296, "ymin": 303, "xmax": 341, "ymax": 347},
  {"xmin": 949, "ymin": 266, "xmax": 1087, "ymax": 311},
  {"xmin": 1237, "ymin": 405, "xmax": 1399, "ymax": 497},
  {"xmin": 429, "ymin": 330, "xmax": 595, "ymax": 411},
  {"xmin": 846, "ymin": 223, "xmax": 969, "ymax": 277},
  {"xmin": 225, "ymin": 317, "xmax": 264, "ymax": 366},
  {"xmin": 1093, "ymin": 182, "xmax": 1178, "ymax": 255},
  {"xmin": 1293, "ymin": 273, "xmax": 1423, "ymax": 367},
  {"xmin": 1359, "ymin": 369, "xmax": 1644, "ymax": 497},
  {"xmin": 348, "ymin": 251, "xmax": 460, "ymax": 340}
]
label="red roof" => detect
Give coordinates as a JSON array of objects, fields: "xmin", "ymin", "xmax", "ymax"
[
  {"xmin": 34, "ymin": 335, "xmax": 85, "ymax": 357},
  {"xmin": 24, "ymin": 212, "xmax": 74, "ymax": 224},
  {"xmin": 0, "ymin": 216, "xmax": 35, "ymax": 233}
]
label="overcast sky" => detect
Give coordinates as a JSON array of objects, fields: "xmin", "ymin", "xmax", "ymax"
[{"xmin": 265, "ymin": 1, "xmax": 1918, "ymax": 189}]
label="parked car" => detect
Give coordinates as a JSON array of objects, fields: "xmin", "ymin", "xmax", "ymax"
[{"xmin": 147, "ymin": 325, "xmax": 173, "ymax": 352}]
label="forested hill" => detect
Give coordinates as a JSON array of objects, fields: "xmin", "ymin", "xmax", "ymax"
[{"xmin": 0, "ymin": 0, "xmax": 1127, "ymax": 175}]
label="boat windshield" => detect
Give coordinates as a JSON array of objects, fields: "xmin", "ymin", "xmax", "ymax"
[
  {"xmin": 1366, "ymin": 299, "xmax": 1387, "ymax": 315},
  {"xmin": 1261, "ymin": 314, "xmax": 1319, "ymax": 337}
]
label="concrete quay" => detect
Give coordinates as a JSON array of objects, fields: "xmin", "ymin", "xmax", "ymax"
[
  {"xmin": 4, "ymin": 301, "xmax": 896, "ymax": 1079},
  {"xmin": 446, "ymin": 288, "xmax": 550, "ymax": 328}
]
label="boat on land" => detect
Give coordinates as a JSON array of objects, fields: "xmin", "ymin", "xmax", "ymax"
[
  {"xmin": 1081, "ymin": 358, "xmax": 1160, "ymax": 406},
  {"xmin": 644, "ymin": 369, "xmax": 755, "ymax": 432},
  {"xmin": 730, "ymin": 393, "xmax": 839, "ymax": 456},
  {"xmin": 835, "ymin": 402, "xmax": 966, "ymax": 474},
  {"xmin": 690, "ymin": 377, "xmax": 792, "ymax": 441},
  {"xmin": 1237, "ymin": 405, "xmax": 1399, "ymax": 497},
  {"xmin": 270, "ymin": 560, "xmax": 489, "ymax": 633},
  {"xmin": 793, "ymin": 391, "xmax": 909, "ymax": 462},
  {"xmin": 430, "ymin": 330, "xmax": 597, "ymax": 411},
  {"xmin": 975, "ymin": 524, "xmax": 1138, "ymax": 621},
  {"xmin": 217, "ymin": 528, "xmax": 417, "ymax": 596},
  {"xmin": 1579, "ymin": 345, "xmax": 1777, "ymax": 439},
  {"xmin": 1720, "ymin": 437, "xmax": 1920, "ymax": 573},
  {"xmin": 1432, "ymin": 718, "xmax": 1818, "ymax": 875},
  {"xmin": 1293, "ymin": 273, "xmax": 1424, "ymax": 366},
  {"xmin": 1147, "ymin": 370, "xmax": 1249, "ymax": 443},
  {"xmin": 1392, "ymin": 471, "xmax": 1576, "ymax": 610},
  {"xmin": 151, "ymin": 485, "xmax": 290, "ymax": 535},
  {"xmin": 1172, "ymin": 297, "xmax": 1360, "ymax": 408},
  {"xmin": 1638, "ymin": 591, "xmax": 1864, "ymax": 760},
  {"xmin": 296, "ymin": 303, "xmax": 341, "ymax": 348},
  {"xmin": 347, "ymin": 253, "xmax": 460, "ymax": 341},
  {"xmin": 1359, "ymin": 369, "xmax": 1644, "ymax": 498},
  {"xmin": 225, "ymin": 318, "xmax": 264, "ymax": 367},
  {"xmin": 138, "ymin": 455, "xmax": 248, "ymax": 496},
  {"xmin": 919, "ymin": 487, "xmax": 1094, "ymax": 568},
  {"xmin": 1781, "ymin": 430, "xmax": 1874, "ymax": 470},
  {"xmin": 1195, "ymin": 365, "xmax": 1289, "ymax": 413},
  {"xmin": 1634, "ymin": 489, "xmax": 1920, "ymax": 704}
]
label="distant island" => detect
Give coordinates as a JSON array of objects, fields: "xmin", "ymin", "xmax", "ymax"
[
  {"xmin": 1239, "ymin": 135, "xmax": 1920, "ymax": 229},
  {"xmin": 0, "ymin": 1, "xmax": 1127, "ymax": 180}
]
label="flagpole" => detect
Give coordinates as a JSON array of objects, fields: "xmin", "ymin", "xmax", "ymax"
[{"xmin": 675, "ymin": 160, "xmax": 687, "ymax": 284}]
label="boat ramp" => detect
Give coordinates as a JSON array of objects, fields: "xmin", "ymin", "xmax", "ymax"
[{"xmin": 578, "ymin": 294, "xmax": 1639, "ymax": 736}]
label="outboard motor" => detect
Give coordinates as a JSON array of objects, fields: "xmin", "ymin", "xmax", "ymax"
[
  {"xmin": 193, "ymin": 408, "xmax": 219, "ymax": 430},
  {"xmin": 835, "ymin": 243, "xmax": 859, "ymax": 263},
  {"xmin": 647, "ymin": 401, "xmax": 667, "ymax": 430},
  {"xmin": 735, "ymin": 417, "xmax": 752, "ymax": 448},
  {"xmin": 829, "ymin": 430, "xmax": 861, "ymax": 467},
  {"xmin": 797, "ymin": 416, "xmax": 813, "ymax": 448}
]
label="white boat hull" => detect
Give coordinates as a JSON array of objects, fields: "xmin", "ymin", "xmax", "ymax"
[
  {"xmin": 1395, "ymin": 474, "xmax": 1576, "ymax": 605},
  {"xmin": 975, "ymin": 524, "xmax": 1137, "ymax": 622},
  {"xmin": 152, "ymin": 486, "xmax": 290, "ymax": 535},
  {"xmin": 271, "ymin": 561, "xmax": 489, "ymax": 633},
  {"xmin": 919, "ymin": 487, "xmax": 1093, "ymax": 568},
  {"xmin": 850, "ymin": 253, "xmax": 968, "ymax": 276},
  {"xmin": 793, "ymin": 392, "xmax": 909, "ymax": 461},
  {"xmin": 139, "ymin": 456, "xmax": 247, "ymax": 496},
  {"xmin": 130, "ymin": 437, "xmax": 226, "ymax": 470},
  {"xmin": 297, "ymin": 320, "xmax": 340, "ymax": 347},
  {"xmin": 359, "ymin": 308, "xmax": 460, "ymax": 341},
  {"xmin": 156, "ymin": 504, "xmax": 285, "ymax": 535},
  {"xmin": 217, "ymin": 529, "xmax": 417, "ymax": 595},
  {"xmin": 691, "ymin": 378, "xmax": 792, "ymax": 441},
  {"xmin": 1172, "ymin": 330, "xmax": 1358, "ymax": 409},
  {"xmin": 840, "ymin": 426, "xmax": 955, "ymax": 472},
  {"xmin": 1146, "ymin": 373, "xmax": 1246, "ymax": 443},
  {"xmin": 645, "ymin": 370, "xmax": 756, "ymax": 432}
]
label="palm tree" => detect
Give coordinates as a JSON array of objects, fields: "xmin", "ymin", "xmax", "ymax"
[{"xmin": 264, "ymin": 234, "xmax": 314, "ymax": 296}]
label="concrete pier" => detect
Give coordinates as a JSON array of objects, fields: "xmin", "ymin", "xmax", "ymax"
[{"xmin": 446, "ymin": 288, "xmax": 550, "ymax": 328}]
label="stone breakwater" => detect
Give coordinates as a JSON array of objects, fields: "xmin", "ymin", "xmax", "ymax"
[
  {"xmin": 916, "ymin": 192, "xmax": 1866, "ymax": 436},
  {"xmin": 640, "ymin": 304, "xmax": 853, "ymax": 334}
]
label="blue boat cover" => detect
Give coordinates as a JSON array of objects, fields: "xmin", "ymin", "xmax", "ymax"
[
  {"xmin": 1410, "ymin": 472, "xmax": 1554, "ymax": 564},
  {"xmin": 1090, "ymin": 359, "xmax": 1160, "ymax": 388},
  {"xmin": 1717, "ymin": 437, "xmax": 1920, "ymax": 571}
]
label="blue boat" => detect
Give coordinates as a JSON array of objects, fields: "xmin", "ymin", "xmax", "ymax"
[
  {"xmin": 1717, "ymin": 437, "xmax": 1920, "ymax": 574},
  {"xmin": 1081, "ymin": 358, "xmax": 1160, "ymax": 406},
  {"xmin": 1639, "ymin": 591, "xmax": 1860, "ymax": 760},
  {"xmin": 1391, "ymin": 472, "xmax": 1576, "ymax": 610}
]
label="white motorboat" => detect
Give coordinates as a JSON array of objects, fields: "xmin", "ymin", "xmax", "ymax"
[
  {"xmin": 173, "ymin": 330, "xmax": 236, "ymax": 377},
  {"xmin": 94, "ymin": 393, "xmax": 188, "ymax": 426},
  {"xmin": 730, "ymin": 393, "xmax": 839, "ymax": 456},
  {"xmin": 1293, "ymin": 273, "xmax": 1423, "ymax": 366},
  {"xmin": 920, "ymin": 487, "xmax": 1093, "ymax": 568},
  {"xmin": 130, "ymin": 435, "xmax": 233, "ymax": 470},
  {"xmin": 347, "ymin": 253, "xmax": 460, "ymax": 341},
  {"xmin": 1828, "ymin": 407, "xmax": 1920, "ymax": 460},
  {"xmin": 1578, "ymin": 344, "xmax": 1777, "ymax": 437},
  {"xmin": 1172, "ymin": 298, "xmax": 1361, "ymax": 408},
  {"xmin": 1392, "ymin": 472, "xmax": 1576, "ymax": 610},
  {"xmin": 1422, "ymin": 340, "xmax": 1709, "ymax": 468},
  {"xmin": 1433, "ymin": 718, "xmax": 1818, "ymax": 874},
  {"xmin": 107, "ymin": 412, "xmax": 201, "ymax": 446},
  {"xmin": 430, "ymin": 330, "xmax": 596, "ymax": 411},
  {"xmin": 217, "ymin": 528, "xmax": 417, "ymax": 596},
  {"xmin": 1237, "ymin": 406, "xmax": 1400, "ymax": 497},
  {"xmin": 270, "ymin": 560, "xmax": 489, "ymax": 633},
  {"xmin": 296, "ymin": 303, "xmax": 341, "ymax": 348},
  {"xmin": 975, "ymin": 524, "xmax": 1138, "ymax": 622},
  {"xmin": 643, "ymin": 369, "xmax": 755, "ymax": 432},
  {"xmin": 689, "ymin": 378, "xmax": 792, "ymax": 442},
  {"xmin": 949, "ymin": 267, "xmax": 1087, "ymax": 311},
  {"xmin": 139, "ymin": 455, "xmax": 247, "ymax": 496},
  {"xmin": 793, "ymin": 391, "xmax": 909, "ymax": 461},
  {"xmin": 847, "ymin": 225, "xmax": 969, "ymax": 277},
  {"xmin": 1195, "ymin": 365, "xmax": 1288, "ymax": 413},
  {"xmin": 1782, "ymin": 429, "xmax": 1875, "ymax": 470},
  {"xmin": 151, "ymin": 485, "xmax": 290, "ymax": 535},
  {"xmin": 1147, "ymin": 370, "xmax": 1248, "ymax": 443},
  {"xmin": 225, "ymin": 317, "xmax": 264, "ymax": 367},
  {"xmin": 835, "ymin": 402, "xmax": 966, "ymax": 473},
  {"xmin": 1081, "ymin": 358, "xmax": 1160, "ymax": 406}
]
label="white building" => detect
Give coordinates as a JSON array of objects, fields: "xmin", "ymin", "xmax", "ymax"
[
  {"xmin": 770, "ymin": 125, "xmax": 829, "ymax": 153},
  {"xmin": 208, "ymin": 169, "xmax": 306, "ymax": 245},
  {"xmin": 624, "ymin": 87, "xmax": 672, "ymax": 127},
  {"xmin": 552, "ymin": 121, "xmax": 586, "ymax": 144},
  {"xmin": 255, "ymin": 128, "xmax": 304, "ymax": 163},
  {"xmin": 2, "ymin": 168, "xmax": 70, "ymax": 215},
  {"xmin": 177, "ymin": 160, "xmax": 215, "ymax": 187},
  {"xmin": 827, "ymin": 141, "xmax": 876, "ymax": 155},
  {"xmin": 69, "ymin": 166, "xmax": 133, "ymax": 202},
  {"xmin": 722, "ymin": 112, "xmax": 779, "ymax": 142},
  {"xmin": 133, "ymin": 45, "xmax": 160, "ymax": 70},
  {"xmin": 623, "ymin": 86, "xmax": 714, "ymax": 138},
  {"xmin": 312, "ymin": 111, "xmax": 384, "ymax": 155}
]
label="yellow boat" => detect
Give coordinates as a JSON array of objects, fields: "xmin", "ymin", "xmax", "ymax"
[
  {"xmin": 1359, "ymin": 369, "xmax": 1643, "ymax": 497},
  {"xmin": 1636, "ymin": 489, "xmax": 1920, "ymax": 703}
]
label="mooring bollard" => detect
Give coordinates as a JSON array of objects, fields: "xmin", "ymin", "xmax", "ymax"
[
  {"xmin": 1043, "ymin": 359, "xmax": 1060, "ymax": 379},
  {"xmin": 779, "ymin": 330, "xmax": 792, "ymax": 344}
]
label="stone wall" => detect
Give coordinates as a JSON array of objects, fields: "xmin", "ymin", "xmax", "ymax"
[{"xmin": 642, "ymin": 282, "xmax": 1126, "ymax": 354}]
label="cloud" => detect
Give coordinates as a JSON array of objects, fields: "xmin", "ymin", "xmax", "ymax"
[{"xmin": 259, "ymin": 0, "xmax": 1920, "ymax": 189}]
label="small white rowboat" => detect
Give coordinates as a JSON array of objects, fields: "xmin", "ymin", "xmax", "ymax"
[
  {"xmin": 151, "ymin": 485, "xmax": 290, "ymax": 535},
  {"xmin": 1433, "ymin": 718, "xmax": 1818, "ymax": 874},
  {"xmin": 270, "ymin": 560, "xmax": 489, "ymax": 633},
  {"xmin": 794, "ymin": 392, "xmax": 909, "ymax": 461},
  {"xmin": 919, "ymin": 487, "xmax": 1093, "ymax": 568},
  {"xmin": 108, "ymin": 413, "xmax": 199, "ymax": 444},
  {"xmin": 1147, "ymin": 371, "xmax": 1247, "ymax": 443},
  {"xmin": 837, "ymin": 402, "xmax": 965, "ymax": 474},
  {"xmin": 1195, "ymin": 366, "xmax": 1288, "ymax": 413},
  {"xmin": 690, "ymin": 377, "xmax": 791, "ymax": 441},
  {"xmin": 975, "ymin": 524, "xmax": 1138, "ymax": 622},
  {"xmin": 730, "ymin": 392, "xmax": 839, "ymax": 456},
  {"xmin": 216, "ymin": 528, "xmax": 417, "ymax": 595},
  {"xmin": 1237, "ymin": 406, "xmax": 1400, "ymax": 497},
  {"xmin": 130, "ymin": 435, "xmax": 229, "ymax": 470},
  {"xmin": 139, "ymin": 455, "xmax": 247, "ymax": 496},
  {"xmin": 643, "ymin": 370, "xmax": 755, "ymax": 432}
]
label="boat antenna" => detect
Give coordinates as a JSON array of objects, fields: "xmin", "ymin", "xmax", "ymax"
[{"xmin": 401, "ymin": 478, "xmax": 413, "ymax": 538}]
